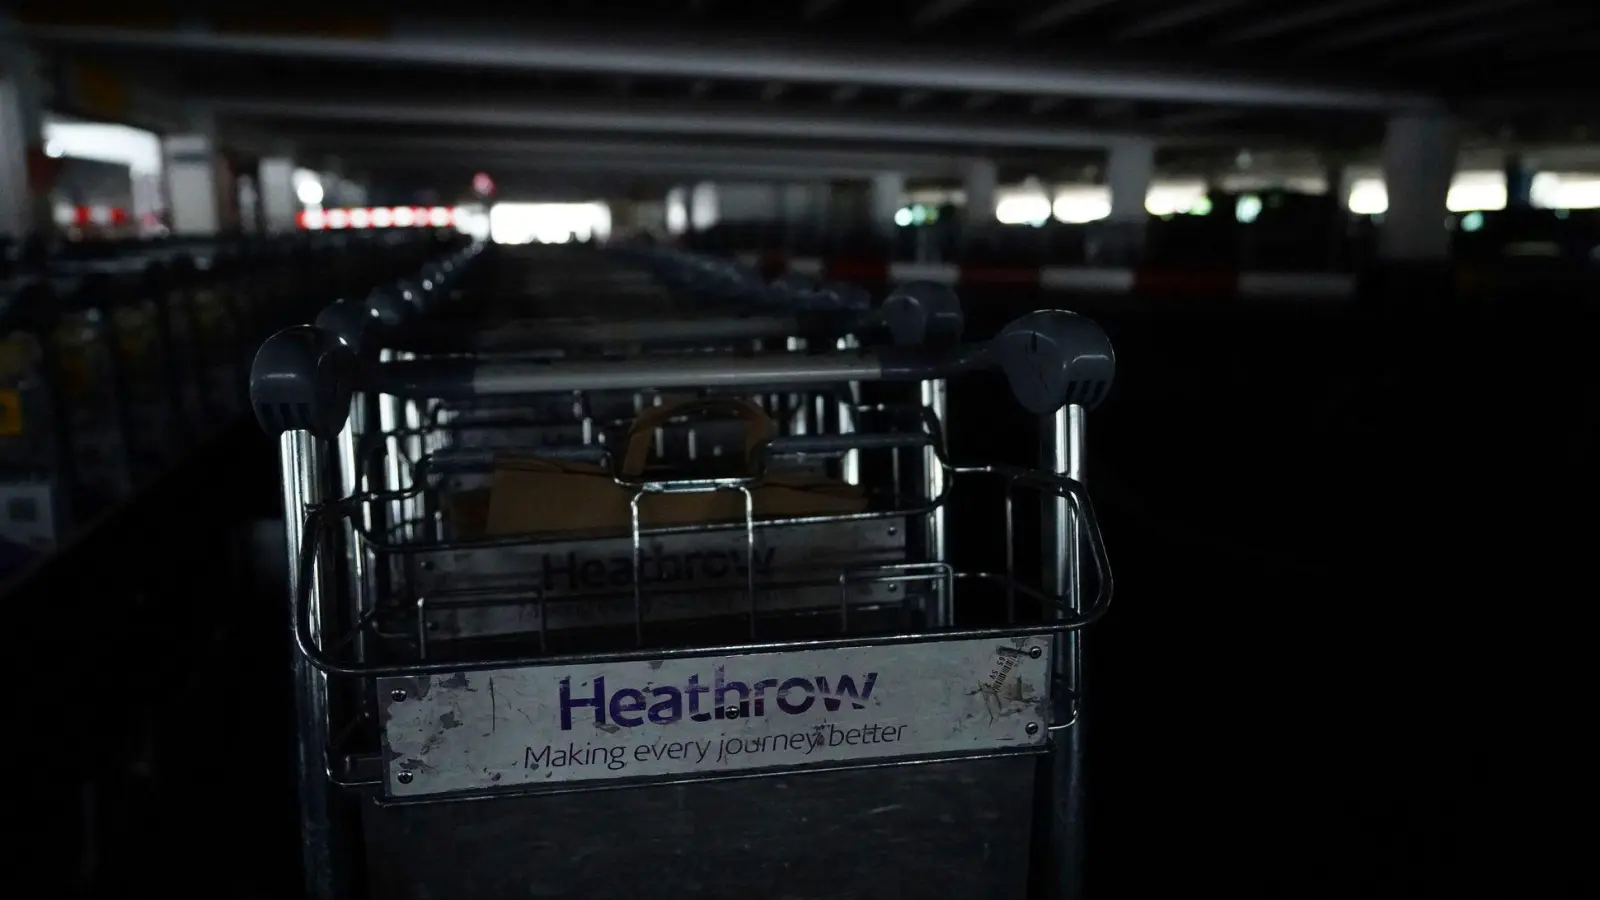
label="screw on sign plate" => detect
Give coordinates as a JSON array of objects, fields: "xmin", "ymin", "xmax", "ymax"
[
  {"xmin": 397, "ymin": 771, "xmax": 414, "ymax": 784},
  {"xmin": 1029, "ymin": 646, "xmax": 1042, "ymax": 659}
]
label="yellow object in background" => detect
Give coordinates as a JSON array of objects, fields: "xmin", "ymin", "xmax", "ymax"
[{"xmin": 0, "ymin": 388, "xmax": 23, "ymax": 436}]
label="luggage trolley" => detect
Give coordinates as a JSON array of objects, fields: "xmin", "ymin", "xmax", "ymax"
[
  {"xmin": 329, "ymin": 244, "xmax": 964, "ymax": 614},
  {"xmin": 253, "ymin": 298, "xmax": 1116, "ymax": 900},
  {"xmin": 320, "ymin": 245, "xmax": 961, "ymax": 539}
]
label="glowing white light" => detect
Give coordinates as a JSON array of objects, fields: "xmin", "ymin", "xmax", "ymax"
[
  {"xmin": 489, "ymin": 202, "xmax": 612, "ymax": 245},
  {"xmin": 1146, "ymin": 182, "xmax": 1207, "ymax": 216},
  {"xmin": 1347, "ymin": 179, "xmax": 1388, "ymax": 215},
  {"xmin": 326, "ymin": 208, "xmax": 350, "ymax": 229},
  {"xmin": 995, "ymin": 193, "xmax": 1052, "ymax": 226},
  {"xmin": 1235, "ymin": 194, "xmax": 1262, "ymax": 224},
  {"xmin": 370, "ymin": 206, "xmax": 394, "ymax": 228},
  {"xmin": 1531, "ymin": 172, "xmax": 1600, "ymax": 210},
  {"xmin": 302, "ymin": 209, "xmax": 327, "ymax": 230},
  {"xmin": 1446, "ymin": 171, "xmax": 1506, "ymax": 212},
  {"xmin": 1052, "ymin": 187, "xmax": 1111, "ymax": 224},
  {"xmin": 428, "ymin": 207, "xmax": 453, "ymax": 227},
  {"xmin": 296, "ymin": 178, "xmax": 325, "ymax": 206},
  {"xmin": 348, "ymin": 207, "xmax": 371, "ymax": 229},
  {"xmin": 894, "ymin": 207, "xmax": 914, "ymax": 227},
  {"xmin": 393, "ymin": 206, "xmax": 416, "ymax": 227}
]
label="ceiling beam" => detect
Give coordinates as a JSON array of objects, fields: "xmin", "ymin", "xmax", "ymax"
[
  {"xmin": 1014, "ymin": 0, "xmax": 1123, "ymax": 37},
  {"xmin": 203, "ymin": 95, "xmax": 1240, "ymax": 151},
  {"xmin": 1210, "ymin": 0, "xmax": 1401, "ymax": 46},
  {"xmin": 913, "ymin": 0, "xmax": 981, "ymax": 30},
  {"xmin": 342, "ymin": 153, "xmax": 920, "ymax": 182},
  {"xmin": 1300, "ymin": 0, "xmax": 1534, "ymax": 54},
  {"xmin": 280, "ymin": 133, "xmax": 969, "ymax": 175},
  {"xmin": 1112, "ymin": 0, "xmax": 1250, "ymax": 42},
  {"xmin": 23, "ymin": 20, "xmax": 1438, "ymax": 112}
]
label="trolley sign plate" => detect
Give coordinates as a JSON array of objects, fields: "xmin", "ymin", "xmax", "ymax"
[{"xmin": 378, "ymin": 637, "xmax": 1051, "ymax": 798}]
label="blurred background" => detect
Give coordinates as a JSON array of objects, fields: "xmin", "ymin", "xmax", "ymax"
[{"xmin": 3, "ymin": 4, "xmax": 1589, "ymax": 898}]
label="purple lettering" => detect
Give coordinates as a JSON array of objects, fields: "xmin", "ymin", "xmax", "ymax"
[
  {"xmin": 752, "ymin": 678, "xmax": 779, "ymax": 716},
  {"xmin": 648, "ymin": 686, "xmax": 684, "ymax": 724},
  {"xmin": 559, "ymin": 677, "xmax": 604, "ymax": 731},
  {"xmin": 817, "ymin": 673, "xmax": 878, "ymax": 711},
  {"xmin": 688, "ymin": 674, "xmax": 711, "ymax": 722},
  {"xmin": 776, "ymin": 677, "xmax": 815, "ymax": 714},
  {"xmin": 714, "ymin": 667, "xmax": 750, "ymax": 720},
  {"xmin": 609, "ymin": 688, "xmax": 647, "ymax": 727}
]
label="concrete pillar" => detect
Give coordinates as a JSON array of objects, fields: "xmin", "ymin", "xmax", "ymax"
[
  {"xmin": 164, "ymin": 130, "xmax": 222, "ymax": 236},
  {"xmin": 0, "ymin": 45, "xmax": 48, "ymax": 238},
  {"xmin": 1100, "ymin": 138, "xmax": 1154, "ymax": 259},
  {"xmin": 259, "ymin": 156, "xmax": 299, "ymax": 233},
  {"xmin": 1379, "ymin": 113, "xmax": 1459, "ymax": 261},
  {"xmin": 869, "ymin": 171, "xmax": 905, "ymax": 239},
  {"xmin": 1323, "ymin": 160, "xmax": 1352, "ymax": 264},
  {"xmin": 237, "ymin": 174, "xmax": 259, "ymax": 234},
  {"xmin": 1107, "ymin": 139, "xmax": 1154, "ymax": 223},
  {"xmin": 321, "ymin": 158, "xmax": 345, "ymax": 207},
  {"xmin": 713, "ymin": 182, "xmax": 780, "ymax": 224},
  {"xmin": 1505, "ymin": 153, "xmax": 1533, "ymax": 210},
  {"xmin": 962, "ymin": 158, "xmax": 998, "ymax": 230},
  {"xmin": 341, "ymin": 179, "xmax": 368, "ymax": 208}
]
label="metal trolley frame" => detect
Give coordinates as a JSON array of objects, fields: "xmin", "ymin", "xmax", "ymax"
[{"xmin": 254, "ymin": 258, "xmax": 1116, "ymax": 900}]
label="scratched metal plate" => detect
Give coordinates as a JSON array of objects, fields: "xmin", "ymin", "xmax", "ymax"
[
  {"xmin": 377, "ymin": 636, "xmax": 1050, "ymax": 798},
  {"xmin": 399, "ymin": 517, "xmax": 909, "ymax": 639}
]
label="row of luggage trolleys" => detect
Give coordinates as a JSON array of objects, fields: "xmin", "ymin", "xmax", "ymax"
[
  {"xmin": 0, "ymin": 246, "xmax": 268, "ymax": 554},
  {"xmin": 253, "ymin": 242, "xmax": 1118, "ymax": 899},
  {"xmin": 0, "ymin": 231, "xmax": 449, "ymax": 558}
]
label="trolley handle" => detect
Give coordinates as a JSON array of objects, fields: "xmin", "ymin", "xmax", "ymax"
[{"xmin": 250, "ymin": 309, "xmax": 1116, "ymax": 438}]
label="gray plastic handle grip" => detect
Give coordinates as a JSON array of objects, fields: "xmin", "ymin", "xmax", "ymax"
[
  {"xmin": 315, "ymin": 299, "xmax": 379, "ymax": 359},
  {"xmin": 249, "ymin": 325, "xmax": 357, "ymax": 440},
  {"xmin": 365, "ymin": 285, "xmax": 420, "ymax": 329},
  {"xmin": 882, "ymin": 281, "xmax": 964, "ymax": 348},
  {"xmin": 990, "ymin": 310, "xmax": 1116, "ymax": 414}
]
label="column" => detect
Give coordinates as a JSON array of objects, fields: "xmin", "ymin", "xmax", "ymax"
[
  {"xmin": 1105, "ymin": 138, "xmax": 1154, "ymax": 256},
  {"xmin": 341, "ymin": 179, "xmax": 368, "ymax": 209},
  {"xmin": 1379, "ymin": 112, "xmax": 1459, "ymax": 261},
  {"xmin": 164, "ymin": 131, "xmax": 222, "ymax": 236},
  {"xmin": 237, "ymin": 174, "xmax": 260, "ymax": 234},
  {"xmin": 962, "ymin": 158, "xmax": 998, "ymax": 233},
  {"xmin": 1322, "ymin": 156, "xmax": 1352, "ymax": 265},
  {"xmin": 869, "ymin": 171, "xmax": 905, "ymax": 240},
  {"xmin": 1504, "ymin": 153, "xmax": 1533, "ymax": 210},
  {"xmin": 321, "ymin": 158, "xmax": 345, "ymax": 208},
  {"xmin": 0, "ymin": 45, "xmax": 48, "ymax": 238},
  {"xmin": 259, "ymin": 156, "xmax": 299, "ymax": 234}
]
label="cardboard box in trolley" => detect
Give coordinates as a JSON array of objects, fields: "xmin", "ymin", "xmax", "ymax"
[{"xmin": 454, "ymin": 398, "xmax": 868, "ymax": 538}]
